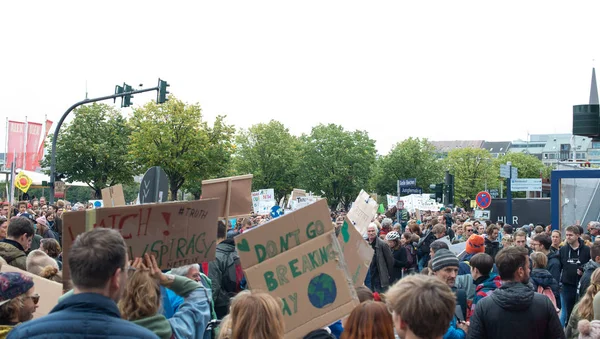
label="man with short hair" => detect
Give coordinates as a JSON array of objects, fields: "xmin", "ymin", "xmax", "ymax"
[
  {"xmin": 531, "ymin": 234, "xmax": 560, "ymax": 284},
  {"xmin": 579, "ymin": 242, "xmax": 600, "ymax": 298},
  {"xmin": 469, "ymin": 253, "xmax": 501, "ymax": 314},
  {"xmin": 514, "ymin": 230, "xmax": 532, "ymax": 254},
  {"xmin": 0, "ymin": 217, "xmax": 34, "ymax": 270},
  {"xmin": 468, "ymin": 247, "xmax": 564, "ymax": 339},
  {"xmin": 387, "ymin": 275, "xmax": 456, "ymax": 339},
  {"xmin": 0, "ymin": 203, "xmax": 8, "ymax": 218},
  {"xmin": 559, "ymin": 225, "xmax": 591, "ymax": 326},
  {"xmin": 163, "ymin": 264, "xmax": 216, "ymax": 319},
  {"xmin": 0, "ymin": 272, "xmax": 38, "ymax": 336},
  {"xmin": 8, "ymin": 228, "xmax": 158, "ymax": 338},
  {"xmin": 209, "ymin": 220, "xmax": 243, "ymax": 319},
  {"xmin": 431, "ymin": 249, "xmax": 468, "ymax": 338},
  {"xmin": 484, "ymin": 225, "xmax": 501, "ymax": 260},
  {"xmin": 365, "ymin": 223, "xmax": 394, "ymax": 293},
  {"xmin": 38, "ymin": 197, "xmax": 46, "ymax": 207}
]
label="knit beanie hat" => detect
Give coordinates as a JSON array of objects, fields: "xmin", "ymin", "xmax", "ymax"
[
  {"xmin": 0, "ymin": 272, "xmax": 34, "ymax": 306},
  {"xmin": 26, "ymin": 249, "xmax": 58, "ymax": 277},
  {"xmin": 578, "ymin": 319, "xmax": 600, "ymax": 339},
  {"xmin": 431, "ymin": 249, "xmax": 459, "ymax": 272},
  {"xmin": 466, "ymin": 235, "xmax": 485, "ymax": 254}
]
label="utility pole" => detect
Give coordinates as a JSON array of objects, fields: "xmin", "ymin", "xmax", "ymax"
[
  {"xmin": 507, "ymin": 161, "xmax": 513, "ymax": 225},
  {"xmin": 49, "ymin": 79, "xmax": 169, "ymax": 204}
]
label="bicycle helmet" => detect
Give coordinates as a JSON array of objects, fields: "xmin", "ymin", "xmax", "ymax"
[{"xmin": 385, "ymin": 231, "xmax": 400, "ymax": 241}]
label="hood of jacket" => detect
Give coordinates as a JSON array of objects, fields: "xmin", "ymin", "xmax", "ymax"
[
  {"xmin": 530, "ymin": 268, "xmax": 556, "ymax": 288},
  {"xmin": 217, "ymin": 238, "xmax": 236, "ymax": 254},
  {"xmin": 131, "ymin": 314, "xmax": 172, "ymax": 339},
  {"xmin": 547, "ymin": 250, "xmax": 560, "ymax": 261},
  {"xmin": 476, "ymin": 274, "xmax": 502, "ymax": 294},
  {"xmin": 583, "ymin": 260, "xmax": 600, "ymax": 273},
  {"xmin": 490, "ymin": 281, "xmax": 534, "ymax": 311}
]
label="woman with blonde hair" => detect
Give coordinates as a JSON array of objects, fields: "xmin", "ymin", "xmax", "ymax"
[
  {"xmin": 566, "ymin": 268, "xmax": 600, "ymax": 338},
  {"xmin": 221, "ymin": 290, "xmax": 285, "ymax": 339},
  {"xmin": 118, "ymin": 254, "xmax": 211, "ymax": 339}
]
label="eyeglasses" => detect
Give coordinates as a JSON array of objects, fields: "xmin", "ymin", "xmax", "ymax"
[
  {"xmin": 466, "ymin": 229, "xmax": 474, "ymax": 232},
  {"xmin": 25, "ymin": 294, "xmax": 40, "ymax": 305}
]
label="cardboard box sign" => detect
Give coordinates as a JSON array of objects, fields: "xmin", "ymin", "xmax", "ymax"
[
  {"xmin": 236, "ymin": 199, "xmax": 333, "ymax": 269},
  {"xmin": 346, "ymin": 189, "xmax": 378, "ymax": 236},
  {"xmin": 1, "ymin": 264, "xmax": 62, "ymax": 319},
  {"xmin": 62, "ymin": 199, "xmax": 220, "ymax": 284},
  {"xmin": 201, "ymin": 174, "xmax": 253, "ymax": 219},
  {"xmin": 235, "ymin": 199, "xmax": 359, "ymax": 338},
  {"xmin": 241, "ymin": 232, "xmax": 359, "ymax": 338},
  {"xmin": 337, "ymin": 216, "xmax": 373, "ymax": 286},
  {"xmin": 101, "ymin": 184, "xmax": 126, "ymax": 207}
]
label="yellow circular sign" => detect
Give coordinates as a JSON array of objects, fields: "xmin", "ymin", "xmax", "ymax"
[{"xmin": 14, "ymin": 172, "xmax": 32, "ymax": 193}]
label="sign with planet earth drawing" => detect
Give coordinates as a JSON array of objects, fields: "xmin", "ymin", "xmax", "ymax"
[{"xmin": 235, "ymin": 199, "xmax": 359, "ymax": 338}]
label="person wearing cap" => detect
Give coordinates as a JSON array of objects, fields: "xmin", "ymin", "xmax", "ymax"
[
  {"xmin": 0, "ymin": 218, "xmax": 34, "ymax": 271},
  {"xmin": 0, "ymin": 272, "xmax": 38, "ymax": 337},
  {"xmin": 464, "ymin": 235, "xmax": 485, "ymax": 262},
  {"xmin": 430, "ymin": 249, "xmax": 468, "ymax": 338}
]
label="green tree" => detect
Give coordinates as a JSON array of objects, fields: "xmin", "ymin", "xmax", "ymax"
[
  {"xmin": 299, "ymin": 124, "xmax": 376, "ymax": 209},
  {"xmin": 41, "ymin": 103, "xmax": 136, "ymax": 198},
  {"xmin": 444, "ymin": 148, "xmax": 497, "ymax": 206},
  {"xmin": 371, "ymin": 138, "xmax": 443, "ymax": 195},
  {"xmin": 233, "ymin": 120, "xmax": 300, "ymax": 200},
  {"xmin": 129, "ymin": 96, "xmax": 235, "ymax": 200},
  {"xmin": 494, "ymin": 152, "xmax": 548, "ymax": 198}
]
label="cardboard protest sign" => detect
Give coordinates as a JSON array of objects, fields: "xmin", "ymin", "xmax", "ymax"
[
  {"xmin": 235, "ymin": 199, "xmax": 359, "ymax": 338},
  {"xmin": 101, "ymin": 184, "xmax": 126, "ymax": 207},
  {"xmin": 337, "ymin": 216, "xmax": 373, "ymax": 286},
  {"xmin": 287, "ymin": 188, "xmax": 306, "ymax": 209},
  {"xmin": 1, "ymin": 264, "xmax": 62, "ymax": 319},
  {"xmin": 346, "ymin": 190, "xmax": 378, "ymax": 235},
  {"xmin": 202, "ymin": 174, "xmax": 253, "ymax": 219},
  {"xmin": 62, "ymin": 199, "xmax": 219, "ymax": 284},
  {"xmin": 252, "ymin": 189, "xmax": 277, "ymax": 215},
  {"xmin": 251, "ymin": 192, "xmax": 260, "ymax": 213}
]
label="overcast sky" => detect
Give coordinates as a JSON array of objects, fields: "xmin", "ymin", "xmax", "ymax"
[{"xmin": 2, "ymin": 1, "xmax": 600, "ymax": 154}]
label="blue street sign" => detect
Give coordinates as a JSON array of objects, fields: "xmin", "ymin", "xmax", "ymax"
[
  {"xmin": 400, "ymin": 187, "xmax": 422, "ymax": 195},
  {"xmin": 398, "ymin": 178, "xmax": 417, "ymax": 188}
]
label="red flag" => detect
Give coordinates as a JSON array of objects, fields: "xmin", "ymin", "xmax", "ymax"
[
  {"xmin": 25, "ymin": 122, "xmax": 43, "ymax": 171},
  {"xmin": 6, "ymin": 121, "xmax": 26, "ymax": 169},
  {"xmin": 33, "ymin": 120, "xmax": 53, "ymax": 170}
]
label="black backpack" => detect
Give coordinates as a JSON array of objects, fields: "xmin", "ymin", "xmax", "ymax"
[{"xmin": 220, "ymin": 251, "xmax": 244, "ymax": 296}]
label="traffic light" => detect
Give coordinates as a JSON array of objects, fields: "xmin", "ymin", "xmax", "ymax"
[
  {"xmin": 122, "ymin": 83, "xmax": 133, "ymax": 108},
  {"xmin": 157, "ymin": 79, "xmax": 170, "ymax": 104},
  {"xmin": 114, "ymin": 85, "xmax": 124, "ymax": 104},
  {"xmin": 444, "ymin": 171, "xmax": 455, "ymax": 206},
  {"xmin": 434, "ymin": 183, "xmax": 444, "ymax": 203}
]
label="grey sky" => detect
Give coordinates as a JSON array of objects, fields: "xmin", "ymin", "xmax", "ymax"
[{"xmin": 2, "ymin": 1, "xmax": 600, "ymax": 155}]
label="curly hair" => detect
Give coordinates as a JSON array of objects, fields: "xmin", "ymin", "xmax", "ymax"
[{"xmin": 118, "ymin": 270, "xmax": 160, "ymax": 321}]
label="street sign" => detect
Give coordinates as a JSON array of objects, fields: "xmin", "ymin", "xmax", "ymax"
[
  {"xmin": 14, "ymin": 172, "xmax": 32, "ymax": 193},
  {"xmin": 511, "ymin": 167, "xmax": 518, "ymax": 179},
  {"xmin": 510, "ymin": 178, "xmax": 542, "ymax": 192},
  {"xmin": 500, "ymin": 164, "xmax": 510, "ymax": 178},
  {"xmin": 400, "ymin": 187, "xmax": 423, "ymax": 195},
  {"xmin": 139, "ymin": 166, "xmax": 169, "ymax": 204},
  {"xmin": 475, "ymin": 191, "xmax": 492, "ymax": 209},
  {"xmin": 396, "ymin": 200, "xmax": 404, "ymax": 210},
  {"xmin": 398, "ymin": 178, "xmax": 417, "ymax": 188},
  {"xmin": 489, "ymin": 189, "xmax": 499, "ymax": 199},
  {"xmin": 474, "ymin": 209, "xmax": 490, "ymax": 220}
]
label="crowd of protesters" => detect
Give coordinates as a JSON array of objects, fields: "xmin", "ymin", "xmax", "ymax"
[{"xmin": 2, "ymin": 195, "xmax": 600, "ymax": 338}]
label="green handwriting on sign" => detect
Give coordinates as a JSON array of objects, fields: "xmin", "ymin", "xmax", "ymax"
[
  {"xmin": 264, "ymin": 243, "xmax": 335, "ymax": 292},
  {"xmin": 135, "ymin": 232, "xmax": 216, "ymax": 268},
  {"xmin": 248, "ymin": 220, "xmax": 326, "ymax": 264}
]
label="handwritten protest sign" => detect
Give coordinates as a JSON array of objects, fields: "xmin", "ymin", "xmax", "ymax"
[
  {"xmin": 287, "ymin": 188, "xmax": 306, "ymax": 209},
  {"xmin": 62, "ymin": 199, "xmax": 219, "ymax": 284},
  {"xmin": 235, "ymin": 199, "xmax": 359, "ymax": 338},
  {"xmin": 202, "ymin": 174, "xmax": 253, "ymax": 219},
  {"xmin": 1, "ymin": 264, "xmax": 62, "ymax": 319},
  {"xmin": 101, "ymin": 184, "xmax": 126, "ymax": 207},
  {"xmin": 347, "ymin": 190, "xmax": 378, "ymax": 235},
  {"xmin": 337, "ymin": 216, "xmax": 373, "ymax": 286},
  {"xmin": 252, "ymin": 189, "xmax": 277, "ymax": 215}
]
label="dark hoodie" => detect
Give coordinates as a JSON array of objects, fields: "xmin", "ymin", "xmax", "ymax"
[
  {"xmin": 468, "ymin": 282, "xmax": 565, "ymax": 339},
  {"xmin": 559, "ymin": 238, "xmax": 591, "ymax": 287},
  {"xmin": 546, "ymin": 250, "xmax": 561, "ymax": 284},
  {"xmin": 208, "ymin": 238, "xmax": 240, "ymax": 310},
  {"xmin": 578, "ymin": 260, "xmax": 600, "ymax": 299},
  {"xmin": 530, "ymin": 268, "xmax": 561, "ymax": 309}
]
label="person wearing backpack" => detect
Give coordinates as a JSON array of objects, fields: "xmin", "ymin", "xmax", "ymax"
[
  {"xmin": 469, "ymin": 253, "xmax": 502, "ymax": 320},
  {"xmin": 579, "ymin": 243, "xmax": 600, "ymax": 300},
  {"xmin": 402, "ymin": 232, "xmax": 418, "ymax": 275},
  {"xmin": 208, "ymin": 221, "xmax": 244, "ymax": 319},
  {"xmin": 530, "ymin": 251, "xmax": 561, "ymax": 312},
  {"xmin": 385, "ymin": 231, "xmax": 407, "ymax": 283},
  {"xmin": 417, "ymin": 223, "xmax": 444, "ymax": 272}
]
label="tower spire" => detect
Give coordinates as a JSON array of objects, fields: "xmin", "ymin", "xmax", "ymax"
[{"xmin": 590, "ymin": 67, "xmax": 599, "ymax": 104}]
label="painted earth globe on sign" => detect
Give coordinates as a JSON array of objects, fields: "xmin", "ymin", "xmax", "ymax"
[{"xmin": 307, "ymin": 273, "xmax": 337, "ymax": 308}]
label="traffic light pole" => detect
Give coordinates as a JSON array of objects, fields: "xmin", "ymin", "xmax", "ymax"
[
  {"xmin": 49, "ymin": 86, "xmax": 159, "ymax": 204},
  {"xmin": 507, "ymin": 163, "xmax": 513, "ymax": 225}
]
